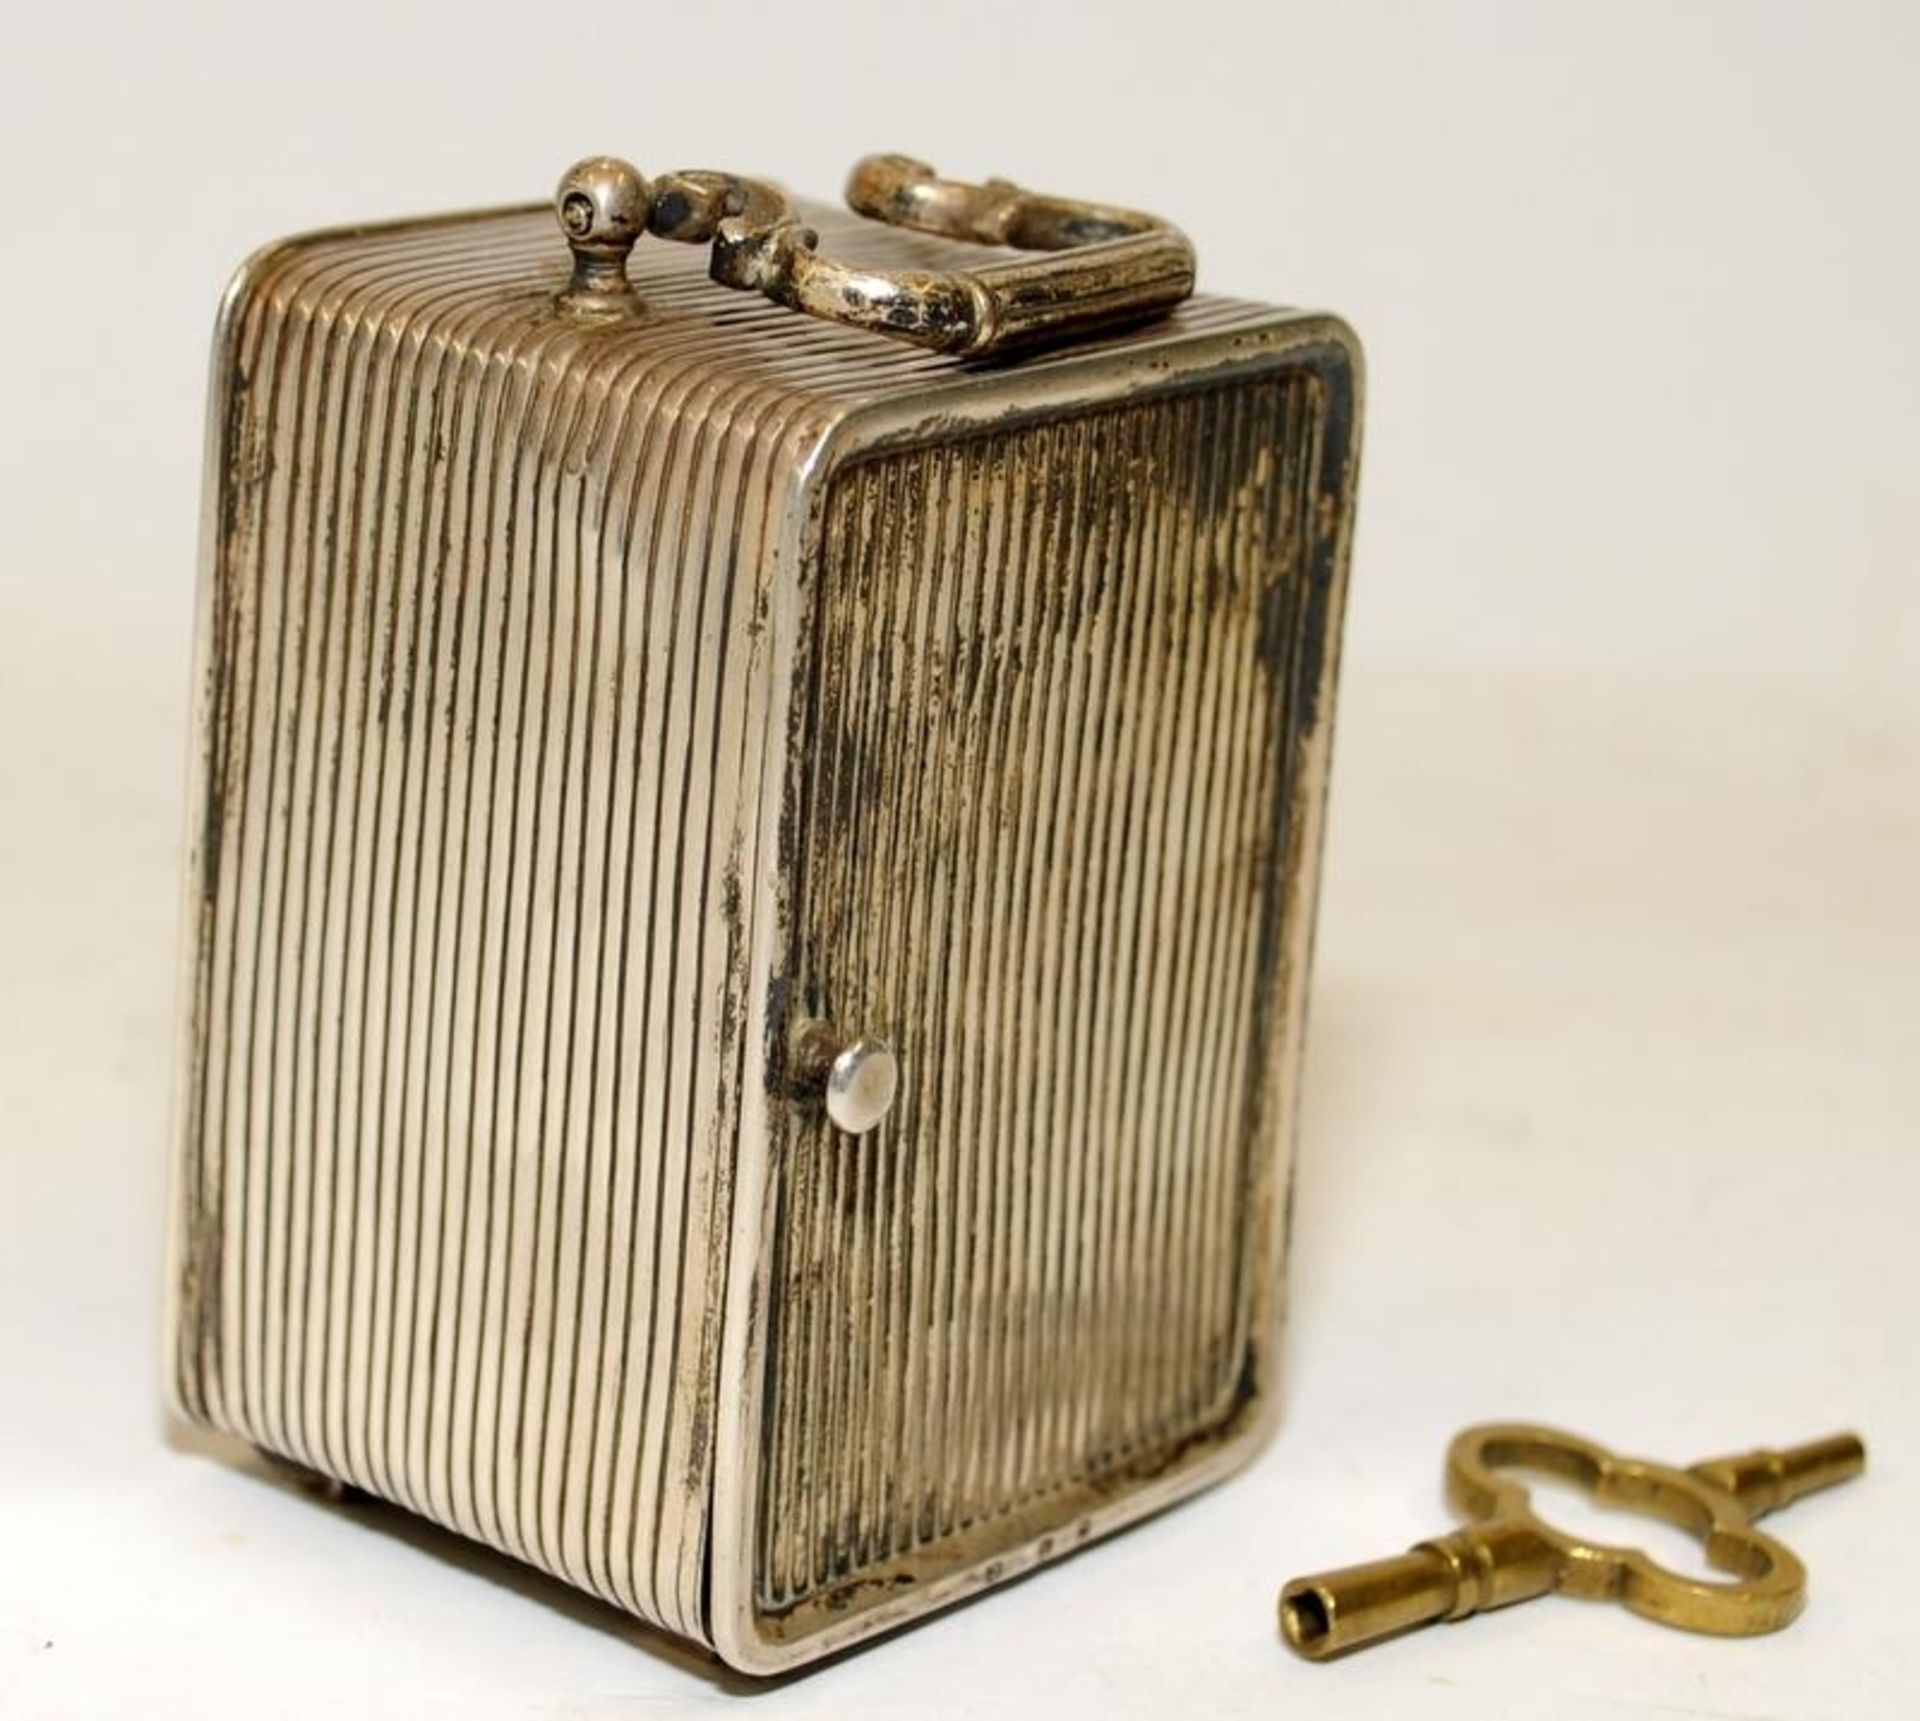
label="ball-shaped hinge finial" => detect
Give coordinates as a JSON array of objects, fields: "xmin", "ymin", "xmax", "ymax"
[{"xmin": 555, "ymin": 156, "xmax": 652, "ymax": 319}]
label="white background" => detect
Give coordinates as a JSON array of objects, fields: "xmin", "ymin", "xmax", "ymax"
[{"xmin": 1, "ymin": 2, "xmax": 1914, "ymax": 1716}]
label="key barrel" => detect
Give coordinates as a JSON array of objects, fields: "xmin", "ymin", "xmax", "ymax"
[{"xmin": 1280, "ymin": 1520, "xmax": 1559, "ymax": 1660}]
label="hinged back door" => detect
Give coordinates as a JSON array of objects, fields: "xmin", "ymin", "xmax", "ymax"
[{"xmin": 738, "ymin": 331, "xmax": 1359, "ymax": 1658}]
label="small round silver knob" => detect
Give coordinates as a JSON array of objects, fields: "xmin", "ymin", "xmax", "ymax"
[
  {"xmin": 793, "ymin": 1021, "xmax": 899, "ymax": 1136},
  {"xmin": 824, "ymin": 1038, "xmax": 899, "ymax": 1135}
]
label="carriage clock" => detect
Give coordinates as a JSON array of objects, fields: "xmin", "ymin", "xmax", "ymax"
[{"xmin": 166, "ymin": 151, "xmax": 1364, "ymax": 1671}]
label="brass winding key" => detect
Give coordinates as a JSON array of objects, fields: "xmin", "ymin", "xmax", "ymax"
[{"xmin": 1279, "ymin": 1423, "xmax": 1865, "ymax": 1660}]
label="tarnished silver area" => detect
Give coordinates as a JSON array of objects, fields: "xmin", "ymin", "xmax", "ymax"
[{"xmin": 167, "ymin": 155, "xmax": 1364, "ymax": 1673}]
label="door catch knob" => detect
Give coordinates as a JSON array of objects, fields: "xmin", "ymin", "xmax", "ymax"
[{"xmin": 792, "ymin": 1020, "xmax": 899, "ymax": 1136}]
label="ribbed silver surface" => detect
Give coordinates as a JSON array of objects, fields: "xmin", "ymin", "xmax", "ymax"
[
  {"xmin": 170, "ymin": 208, "xmax": 860, "ymax": 1636},
  {"xmin": 169, "ymin": 192, "xmax": 1346, "ymax": 1661},
  {"xmin": 758, "ymin": 370, "xmax": 1327, "ymax": 1624}
]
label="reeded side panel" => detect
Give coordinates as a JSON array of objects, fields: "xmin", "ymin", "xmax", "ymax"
[
  {"xmin": 755, "ymin": 366, "xmax": 1340, "ymax": 1635},
  {"xmin": 167, "ymin": 220, "xmax": 814, "ymax": 1639}
]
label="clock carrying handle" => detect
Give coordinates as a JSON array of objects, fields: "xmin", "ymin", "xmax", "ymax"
[{"xmin": 554, "ymin": 153, "xmax": 1196, "ymax": 357}]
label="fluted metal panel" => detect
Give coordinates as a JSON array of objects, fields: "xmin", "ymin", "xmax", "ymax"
[
  {"xmin": 756, "ymin": 369, "xmax": 1327, "ymax": 1626},
  {"xmin": 169, "ymin": 209, "xmax": 863, "ymax": 1638}
]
